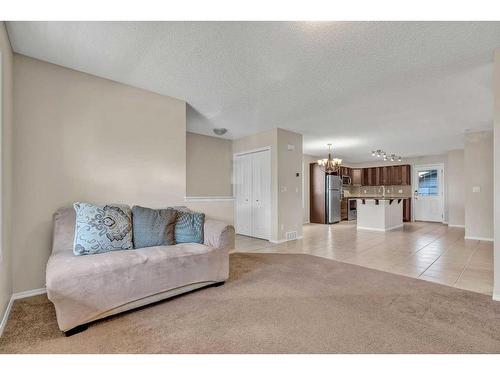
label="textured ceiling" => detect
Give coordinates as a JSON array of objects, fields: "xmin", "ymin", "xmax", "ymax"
[{"xmin": 6, "ymin": 22, "xmax": 500, "ymax": 162}]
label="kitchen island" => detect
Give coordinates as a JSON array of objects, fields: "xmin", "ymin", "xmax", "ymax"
[{"xmin": 356, "ymin": 197, "xmax": 408, "ymax": 231}]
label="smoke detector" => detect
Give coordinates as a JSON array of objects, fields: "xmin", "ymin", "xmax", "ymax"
[{"xmin": 213, "ymin": 128, "xmax": 227, "ymax": 136}]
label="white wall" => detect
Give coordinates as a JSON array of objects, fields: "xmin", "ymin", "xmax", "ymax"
[
  {"xmin": 185, "ymin": 132, "xmax": 234, "ymax": 224},
  {"xmin": 464, "ymin": 131, "xmax": 493, "ymax": 240},
  {"xmin": 0, "ymin": 22, "xmax": 13, "ymax": 326},
  {"xmin": 186, "ymin": 132, "xmax": 232, "ymax": 197},
  {"xmin": 494, "ymin": 49, "xmax": 500, "ymax": 300},
  {"xmin": 277, "ymin": 128, "xmax": 303, "ymax": 239},
  {"xmin": 447, "ymin": 149, "xmax": 465, "ymax": 227},
  {"xmin": 13, "ymin": 54, "xmax": 187, "ymax": 293}
]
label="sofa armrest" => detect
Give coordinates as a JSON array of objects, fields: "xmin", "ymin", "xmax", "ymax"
[{"xmin": 204, "ymin": 219, "xmax": 235, "ymax": 251}]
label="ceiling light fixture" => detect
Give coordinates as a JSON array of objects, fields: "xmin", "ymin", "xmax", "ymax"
[
  {"xmin": 371, "ymin": 150, "xmax": 402, "ymax": 162},
  {"xmin": 213, "ymin": 128, "xmax": 227, "ymax": 136},
  {"xmin": 318, "ymin": 144, "xmax": 342, "ymax": 174}
]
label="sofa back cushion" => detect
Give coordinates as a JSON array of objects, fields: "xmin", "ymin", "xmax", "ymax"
[
  {"xmin": 174, "ymin": 210, "xmax": 205, "ymax": 244},
  {"xmin": 132, "ymin": 206, "xmax": 177, "ymax": 248},
  {"xmin": 73, "ymin": 202, "xmax": 133, "ymax": 256}
]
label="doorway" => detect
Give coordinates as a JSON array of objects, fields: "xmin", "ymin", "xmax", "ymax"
[
  {"xmin": 233, "ymin": 148, "xmax": 272, "ymax": 240},
  {"xmin": 413, "ymin": 164, "xmax": 444, "ymax": 222}
]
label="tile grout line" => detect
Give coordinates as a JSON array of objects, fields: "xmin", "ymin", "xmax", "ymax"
[{"xmin": 453, "ymin": 244, "xmax": 479, "ymax": 287}]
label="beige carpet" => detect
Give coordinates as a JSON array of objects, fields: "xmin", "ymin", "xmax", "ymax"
[{"xmin": 1, "ymin": 253, "xmax": 500, "ymax": 353}]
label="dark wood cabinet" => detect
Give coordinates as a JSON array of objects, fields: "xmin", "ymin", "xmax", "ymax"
[
  {"xmin": 341, "ymin": 198, "xmax": 348, "ymax": 220},
  {"xmin": 391, "ymin": 166, "xmax": 402, "ymax": 185},
  {"xmin": 379, "ymin": 166, "xmax": 392, "ymax": 185},
  {"xmin": 362, "ymin": 168, "xmax": 373, "ymax": 185},
  {"xmin": 403, "ymin": 198, "xmax": 411, "ymax": 222},
  {"xmin": 385, "ymin": 165, "xmax": 411, "ymax": 186},
  {"xmin": 401, "ymin": 165, "xmax": 411, "ymax": 185},
  {"xmin": 352, "ymin": 169, "xmax": 362, "ymax": 186},
  {"xmin": 363, "ymin": 167, "xmax": 380, "ymax": 186},
  {"xmin": 355, "ymin": 164, "xmax": 410, "ymax": 187},
  {"xmin": 310, "ymin": 163, "xmax": 326, "ymax": 224}
]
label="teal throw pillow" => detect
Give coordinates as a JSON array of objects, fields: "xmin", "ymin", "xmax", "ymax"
[{"xmin": 73, "ymin": 202, "xmax": 133, "ymax": 255}]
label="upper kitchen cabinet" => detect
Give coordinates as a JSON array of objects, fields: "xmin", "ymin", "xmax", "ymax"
[
  {"xmin": 391, "ymin": 165, "xmax": 402, "ymax": 185},
  {"xmin": 363, "ymin": 167, "xmax": 379, "ymax": 186},
  {"xmin": 338, "ymin": 166, "xmax": 351, "ymax": 178},
  {"xmin": 401, "ymin": 164, "xmax": 411, "ymax": 185},
  {"xmin": 352, "ymin": 168, "xmax": 362, "ymax": 186},
  {"xmin": 391, "ymin": 164, "xmax": 411, "ymax": 185},
  {"xmin": 378, "ymin": 166, "xmax": 392, "ymax": 185}
]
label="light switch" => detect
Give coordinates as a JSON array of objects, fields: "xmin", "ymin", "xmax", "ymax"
[
  {"xmin": 472, "ymin": 186, "xmax": 481, "ymax": 193},
  {"xmin": 398, "ymin": 189, "xmax": 403, "ymax": 193}
]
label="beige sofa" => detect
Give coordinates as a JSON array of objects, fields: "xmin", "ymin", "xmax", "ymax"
[{"xmin": 46, "ymin": 207, "xmax": 234, "ymax": 334}]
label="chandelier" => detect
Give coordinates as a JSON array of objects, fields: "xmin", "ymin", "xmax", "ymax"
[{"xmin": 317, "ymin": 144, "xmax": 342, "ymax": 174}]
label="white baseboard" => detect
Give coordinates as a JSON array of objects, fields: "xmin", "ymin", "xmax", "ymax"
[
  {"xmin": 270, "ymin": 236, "xmax": 303, "ymax": 244},
  {"xmin": 0, "ymin": 287, "xmax": 47, "ymax": 337},
  {"xmin": 0, "ymin": 296, "xmax": 14, "ymax": 337},
  {"xmin": 184, "ymin": 196, "xmax": 234, "ymax": 202},
  {"xmin": 12, "ymin": 287, "xmax": 46, "ymax": 300},
  {"xmin": 357, "ymin": 224, "xmax": 403, "ymax": 232},
  {"xmin": 448, "ymin": 224, "xmax": 465, "ymax": 228},
  {"xmin": 269, "ymin": 239, "xmax": 286, "ymax": 244},
  {"xmin": 464, "ymin": 236, "xmax": 494, "ymax": 242},
  {"xmin": 493, "ymin": 292, "xmax": 500, "ymax": 302}
]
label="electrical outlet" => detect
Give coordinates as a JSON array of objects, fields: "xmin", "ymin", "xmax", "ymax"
[{"xmin": 398, "ymin": 189, "xmax": 403, "ymax": 193}]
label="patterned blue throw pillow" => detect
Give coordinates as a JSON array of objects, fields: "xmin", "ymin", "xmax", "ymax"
[
  {"xmin": 73, "ymin": 202, "xmax": 133, "ymax": 255},
  {"xmin": 174, "ymin": 210, "xmax": 205, "ymax": 244}
]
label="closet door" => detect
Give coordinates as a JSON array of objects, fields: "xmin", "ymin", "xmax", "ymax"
[
  {"xmin": 234, "ymin": 154, "xmax": 253, "ymax": 236},
  {"xmin": 251, "ymin": 150, "xmax": 271, "ymax": 240}
]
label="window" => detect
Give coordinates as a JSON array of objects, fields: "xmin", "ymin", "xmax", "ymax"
[{"xmin": 417, "ymin": 169, "xmax": 438, "ymax": 196}]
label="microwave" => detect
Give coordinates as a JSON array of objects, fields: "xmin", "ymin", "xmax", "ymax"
[{"xmin": 342, "ymin": 175, "xmax": 351, "ymax": 185}]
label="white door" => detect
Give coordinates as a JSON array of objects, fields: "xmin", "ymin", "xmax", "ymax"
[
  {"xmin": 234, "ymin": 154, "xmax": 253, "ymax": 236},
  {"xmin": 413, "ymin": 165, "xmax": 444, "ymax": 222},
  {"xmin": 234, "ymin": 149, "xmax": 271, "ymax": 240},
  {"xmin": 251, "ymin": 150, "xmax": 271, "ymax": 240}
]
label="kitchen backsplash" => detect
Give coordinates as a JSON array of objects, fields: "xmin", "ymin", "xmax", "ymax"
[{"xmin": 343, "ymin": 185, "xmax": 412, "ymax": 198}]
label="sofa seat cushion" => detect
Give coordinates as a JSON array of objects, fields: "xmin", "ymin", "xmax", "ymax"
[{"xmin": 46, "ymin": 243, "xmax": 229, "ymax": 331}]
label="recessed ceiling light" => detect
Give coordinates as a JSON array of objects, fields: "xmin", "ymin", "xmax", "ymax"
[{"xmin": 213, "ymin": 128, "xmax": 227, "ymax": 136}]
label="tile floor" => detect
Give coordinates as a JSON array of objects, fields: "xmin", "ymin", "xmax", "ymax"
[{"xmin": 233, "ymin": 221, "xmax": 494, "ymax": 296}]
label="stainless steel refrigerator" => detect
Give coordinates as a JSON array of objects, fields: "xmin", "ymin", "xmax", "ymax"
[{"xmin": 326, "ymin": 174, "xmax": 342, "ymax": 224}]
